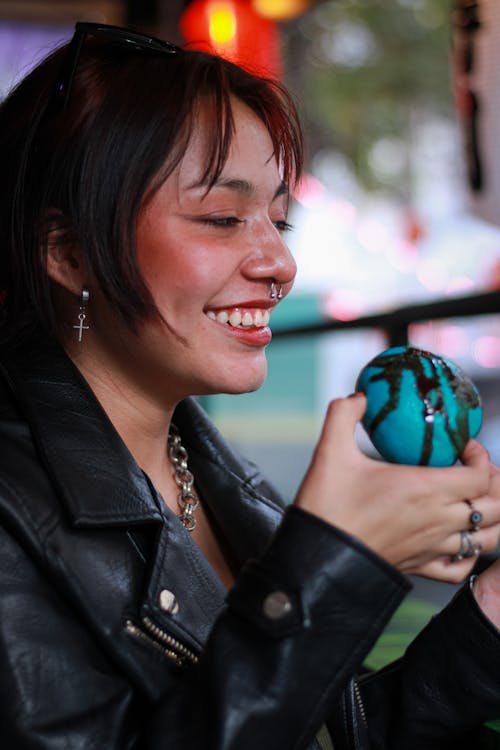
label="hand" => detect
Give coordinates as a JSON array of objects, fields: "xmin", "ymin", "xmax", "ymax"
[{"xmin": 294, "ymin": 393, "xmax": 500, "ymax": 582}]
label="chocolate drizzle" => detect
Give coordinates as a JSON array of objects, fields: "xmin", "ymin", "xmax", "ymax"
[{"xmin": 363, "ymin": 348, "xmax": 480, "ymax": 465}]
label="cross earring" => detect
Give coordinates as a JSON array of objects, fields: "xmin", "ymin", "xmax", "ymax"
[{"xmin": 73, "ymin": 287, "xmax": 90, "ymax": 342}]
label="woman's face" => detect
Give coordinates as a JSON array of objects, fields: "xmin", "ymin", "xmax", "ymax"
[{"xmin": 131, "ymin": 97, "xmax": 297, "ymax": 402}]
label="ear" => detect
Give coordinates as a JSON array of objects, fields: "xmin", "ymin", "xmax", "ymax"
[{"xmin": 45, "ymin": 214, "xmax": 87, "ymax": 296}]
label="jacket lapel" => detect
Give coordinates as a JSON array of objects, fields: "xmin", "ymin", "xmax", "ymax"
[
  {"xmin": 174, "ymin": 398, "xmax": 286, "ymax": 566},
  {"xmin": 0, "ymin": 333, "xmax": 286, "ymax": 670},
  {"xmin": 0, "ymin": 334, "xmax": 162, "ymax": 527},
  {"xmin": 138, "ymin": 399, "xmax": 287, "ymax": 651}
]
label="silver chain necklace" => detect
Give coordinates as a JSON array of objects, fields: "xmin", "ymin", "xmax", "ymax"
[{"xmin": 167, "ymin": 424, "xmax": 199, "ymax": 532}]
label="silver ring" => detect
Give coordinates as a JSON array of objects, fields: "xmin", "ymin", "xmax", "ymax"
[
  {"xmin": 451, "ymin": 530, "xmax": 482, "ymax": 562},
  {"xmin": 466, "ymin": 500, "xmax": 483, "ymax": 532},
  {"xmin": 270, "ymin": 281, "xmax": 283, "ymax": 300}
]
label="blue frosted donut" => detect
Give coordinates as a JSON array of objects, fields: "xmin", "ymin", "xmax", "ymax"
[{"xmin": 355, "ymin": 346, "xmax": 483, "ymax": 466}]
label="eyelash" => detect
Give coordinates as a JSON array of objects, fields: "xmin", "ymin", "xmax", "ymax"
[
  {"xmin": 201, "ymin": 217, "xmax": 294, "ymax": 232},
  {"xmin": 202, "ymin": 217, "xmax": 242, "ymax": 228},
  {"xmin": 274, "ymin": 220, "xmax": 294, "ymax": 233}
]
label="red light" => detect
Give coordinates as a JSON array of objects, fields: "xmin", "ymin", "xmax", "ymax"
[{"xmin": 180, "ymin": 0, "xmax": 281, "ymax": 78}]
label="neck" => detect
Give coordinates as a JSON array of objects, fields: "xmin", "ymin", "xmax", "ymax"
[{"xmin": 65, "ymin": 338, "xmax": 179, "ymax": 490}]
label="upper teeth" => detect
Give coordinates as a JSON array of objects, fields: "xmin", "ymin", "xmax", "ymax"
[{"xmin": 206, "ymin": 308, "xmax": 270, "ymax": 328}]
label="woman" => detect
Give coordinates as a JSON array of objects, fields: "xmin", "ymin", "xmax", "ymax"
[{"xmin": 0, "ymin": 22, "xmax": 500, "ymax": 750}]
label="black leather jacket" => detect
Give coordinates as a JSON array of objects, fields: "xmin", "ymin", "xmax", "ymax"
[{"xmin": 0, "ymin": 333, "xmax": 499, "ymax": 750}]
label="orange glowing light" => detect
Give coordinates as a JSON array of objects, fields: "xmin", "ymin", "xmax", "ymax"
[
  {"xmin": 252, "ymin": 0, "xmax": 310, "ymax": 21},
  {"xmin": 209, "ymin": 4, "xmax": 237, "ymax": 45}
]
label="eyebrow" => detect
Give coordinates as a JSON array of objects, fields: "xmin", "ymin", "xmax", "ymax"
[{"xmin": 189, "ymin": 177, "xmax": 289, "ymax": 201}]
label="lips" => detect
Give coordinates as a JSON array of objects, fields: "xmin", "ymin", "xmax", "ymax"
[{"xmin": 206, "ymin": 308, "xmax": 271, "ymax": 329}]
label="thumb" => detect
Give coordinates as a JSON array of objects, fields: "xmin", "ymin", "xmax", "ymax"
[{"xmin": 320, "ymin": 392, "xmax": 367, "ymax": 447}]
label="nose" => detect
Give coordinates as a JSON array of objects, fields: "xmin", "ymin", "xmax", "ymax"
[{"xmin": 240, "ymin": 226, "xmax": 297, "ymax": 293}]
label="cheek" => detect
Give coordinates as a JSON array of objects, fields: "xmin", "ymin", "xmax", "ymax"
[
  {"xmin": 138, "ymin": 244, "xmax": 216, "ymax": 317},
  {"xmin": 136, "ymin": 215, "xmax": 234, "ymax": 309},
  {"xmin": 136, "ymin": 228, "xmax": 187, "ymax": 302},
  {"xmin": 137, "ymin": 222, "xmax": 172, "ymax": 274}
]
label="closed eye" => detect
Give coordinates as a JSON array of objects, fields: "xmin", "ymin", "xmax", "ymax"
[
  {"xmin": 201, "ymin": 217, "xmax": 243, "ymax": 227},
  {"xmin": 274, "ymin": 220, "xmax": 294, "ymax": 233}
]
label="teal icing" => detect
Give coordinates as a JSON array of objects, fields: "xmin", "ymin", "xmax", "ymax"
[{"xmin": 355, "ymin": 346, "xmax": 482, "ymax": 467}]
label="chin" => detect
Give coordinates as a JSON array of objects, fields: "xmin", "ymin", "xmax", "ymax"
[
  {"xmin": 224, "ymin": 381, "xmax": 265, "ymax": 395},
  {"xmin": 216, "ymin": 376, "xmax": 267, "ymax": 396},
  {"xmin": 232, "ymin": 362, "xmax": 268, "ymax": 394},
  {"xmin": 199, "ymin": 361, "xmax": 268, "ymax": 397}
]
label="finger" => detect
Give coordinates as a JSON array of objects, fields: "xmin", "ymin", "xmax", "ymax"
[
  {"xmin": 388, "ymin": 440, "xmax": 491, "ymax": 504},
  {"xmin": 463, "ymin": 474, "xmax": 500, "ymax": 529},
  {"xmin": 464, "ymin": 497, "xmax": 500, "ymax": 529},
  {"xmin": 489, "ymin": 468, "xmax": 500, "ymax": 499},
  {"xmin": 320, "ymin": 393, "xmax": 367, "ymax": 446},
  {"xmin": 414, "ymin": 555, "xmax": 477, "ymax": 584},
  {"xmin": 477, "ymin": 523, "xmax": 500, "ymax": 553},
  {"xmin": 424, "ymin": 496, "xmax": 500, "ymax": 539},
  {"xmin": 432, "ymin": 441, "xmax": 491, "ymax": 500},
  {"xmin": 460, "ymin": 439, "xmax": 490, "ymax": 471},
  {"xmin": 404, "ymin": 519, "xmax": 500, "ymax": 576},
  {"xmin": 490, "ymin": 462, "xmax": 500, "ymax": 478},
  {"xmin": 438, "ymin": 523, "xmax": 500, "ymax": 565},
  {"xmin": 437, "ymin": 530, "xmax": 480, "ymax": 560}
]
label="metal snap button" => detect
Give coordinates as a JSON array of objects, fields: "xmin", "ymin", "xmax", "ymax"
[
  {"xmin": 262, "ymin": 590, "xmax": 293, "ymax": 620},
  {"xmin": 159, "ymin": 589, "xmax": 179, "ymax": 615}
]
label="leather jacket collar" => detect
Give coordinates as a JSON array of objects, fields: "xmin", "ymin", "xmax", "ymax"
[
  {"xmin": 0, "ymin": 331, "xmax": 284, "ymax": 542},
  {"xmin": 0, "ymin": 331, "xmax": 286, "ymax": 666},
  {"xmin": 0, "ymin": 333, "xmax": 161, "ymax": 527}
]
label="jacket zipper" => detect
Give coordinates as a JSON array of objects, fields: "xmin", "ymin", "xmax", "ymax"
[
  {"xmin": 125, "ymin": 617, "xmax": 199, "ymax": 667},
  {"xmin": 353, "ymin": 681, "xmax": 367, "ymax": 726},
  {"xmin": 344, "ymin": 680, "xmax": 368, "ymax": 750}
]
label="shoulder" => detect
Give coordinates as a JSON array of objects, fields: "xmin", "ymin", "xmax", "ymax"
[{"xmin": 0, "ymin": 375, "xmax": 60, "ymax": 542}]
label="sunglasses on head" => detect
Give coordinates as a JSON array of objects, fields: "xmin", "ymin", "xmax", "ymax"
[{"xmin": 54, "ymin": 22, "xmax": 180, "ymax": 112}]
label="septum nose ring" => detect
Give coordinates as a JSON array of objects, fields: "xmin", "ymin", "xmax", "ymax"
[{"xmin": 270, "ymin": 281, "xmax": 283, "ymax": 300}]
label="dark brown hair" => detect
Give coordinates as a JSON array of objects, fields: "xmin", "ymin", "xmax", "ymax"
[{"xmin": 0, "ymin": 32, "xmax": 303, "ymax": 342}]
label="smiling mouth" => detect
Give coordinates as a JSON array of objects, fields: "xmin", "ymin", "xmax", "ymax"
[{"xmin": 206, "ymin": 308, "xmax": 271, "ymax": 329}]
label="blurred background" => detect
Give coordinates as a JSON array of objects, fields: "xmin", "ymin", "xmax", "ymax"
[
  {"xmin": 3, "ymin": 3, "xmax": 500, "ymax": 715},
  {"xmin": 2, "ymin": 0, "xmax": 500, "ymax": 588}
]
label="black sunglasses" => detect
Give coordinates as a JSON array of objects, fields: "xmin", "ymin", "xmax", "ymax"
[{"xmin": 54, "ymin": 22, "xmax": 180, "ymax": 112}]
